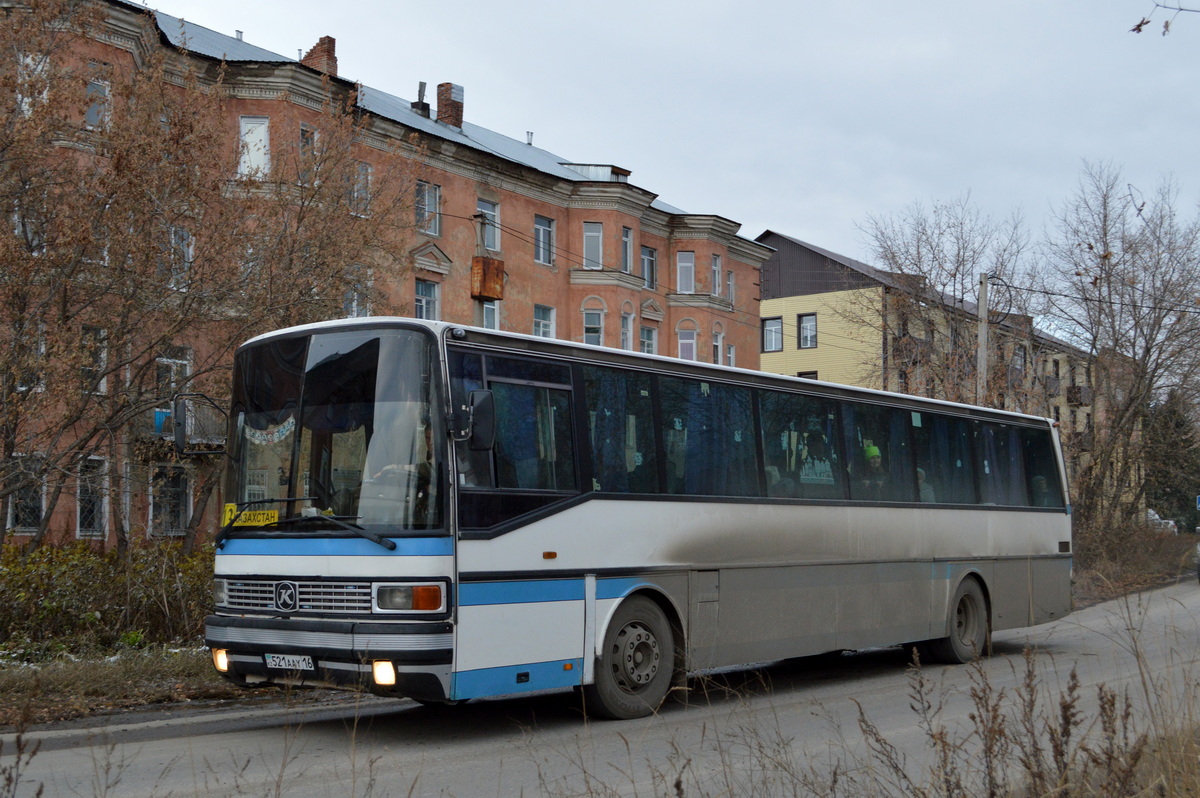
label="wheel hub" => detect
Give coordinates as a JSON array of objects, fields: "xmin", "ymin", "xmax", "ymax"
[{"xmin": 614, "ymin": 621, "xmax": 660, "ymax": 690}]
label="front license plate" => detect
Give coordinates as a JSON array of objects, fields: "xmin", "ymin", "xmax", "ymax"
[{"xmin": 265, "ymin": 653, "xmax": 314, "ymax": 671}]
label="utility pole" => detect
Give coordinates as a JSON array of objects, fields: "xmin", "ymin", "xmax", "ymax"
[{"xmin": 976, "ymin": 273, "xmax": 989, "ymax": 404}]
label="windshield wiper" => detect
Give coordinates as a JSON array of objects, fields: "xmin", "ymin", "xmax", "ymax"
[
  {"xmin": 214, "ymin": 497, "xmax": 317, "ymax": 549},
  {"xmin": 259, "ymin": 514, "xmax": 398, "ymax": 551}
]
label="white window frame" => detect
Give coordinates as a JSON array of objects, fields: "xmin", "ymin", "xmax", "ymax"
[
  {"xmin": 81, "ymin": 325, "xmax": 107, "ymax": 394},
  {"xmin": 415, "ymin": 278, "xmax": 440, "ymax": 320},
  {"xmin": 149, "ymin": 464, "xmax": 191, "ymax": 538},
  {"xmin": 583, "ymin": 309, "xmax": 604, "ymax": 346},
  {"xmin": 621, "ymin": 227, "xmax": 634, "ymax": 273},
  {"xmin": 763, "ymin": 318, "xmax": 783, "ymax": 352},
  {"xmin": 416, "ymin": 181, "xmax": 441, "ymax": 236},
  {"xmin": 533, "ymin": 304, "xmax": 556, "ymax": 338},
  {"xmin": 534, "ymin": 215, "xmax": 555, "ymax": 265},
  {"xmin": 620, "ymin": 312, "xmax": 635, "ymax": 350},
  {"xmin": 711, "ymin": 254, "xmax": 722, "ymax": 296},
  {"xmin": 639, "ymin": 326, "xmax": 657, "ymax": 355},
  {"xmin": 676, "ymin": 252, "xmax": 695, "ymax": 294},
  {"xmin": 298, "ymin": 123, "xmax": 319, "ymax": 185},
  {"xmin": 641, "ymin": 246, "xmax": 657, "ymax": 289},
  {"xmin": 726, "ymin": 270, "xmax": 735, "ymax": 302},
  {"xmin": 712, "ymin": 330, "xmax": 724, "ymax": 364},
  {"xmin": 482, "ymin": 300, "xmax": 499, "ymax": 330},
  {"xmin": 477, "ymin": 199, "xmax": 500, "ymax": 251},
  {"xmin": 238, "ymin": 116, "xmax": 271, "ymax": 177},
  {"xmin": 350, "ymin": 161, "xmax": 372, "ymax": 216},
  {"xmin": 677, "ymin": 329, "xmax": 697, "ymax": 361},
  {"xmin": 17, "ymin": 54, "xmax": 47, "ymax": 117},
  {"xmin": 799, "ymin": 313, "xmax": 818, "ymax": 349},
  {"xmin": 343, "ymin": 266, "xmax": 372, "ymax": 318},
  {"xmin": 164, "ymin": 225, "xmax": 194, "ymax": 291},
  {"xmin": 76, "ymin": 456, "xmax": 107, "ymax": 540},
  {"xmin": 726, "ymin": 345, "xmax": 736, "ymax": 368},
  {"xmin": 583, "ymin": 222, "xmax": 603, "ymax": 270},
  {"xmin": 84, "ymin": 76, "xmax": 109, "ymax": 130}
]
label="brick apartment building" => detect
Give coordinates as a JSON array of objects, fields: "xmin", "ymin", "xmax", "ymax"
[{"xmin": 2, "ymin": 0, "xmax": 772, "ymax": 547}]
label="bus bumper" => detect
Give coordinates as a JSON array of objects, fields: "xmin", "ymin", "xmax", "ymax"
[{"xmin": 204, "ymin": 615, "xmax": 454, "ymax": 701}]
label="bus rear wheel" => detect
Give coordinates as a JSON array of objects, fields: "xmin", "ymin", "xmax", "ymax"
[
  {"xmin": 584, "ymin": 596, "xmax": 674, "ymax": 720},
  {"xmin": 928, "ymin": 578, "xmax": 988, "ymax": 664}
]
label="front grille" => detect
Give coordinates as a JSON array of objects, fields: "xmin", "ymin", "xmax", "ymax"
[{"xmin": 224, "ymin": 579, "xmax": 373, "ymax": 613}]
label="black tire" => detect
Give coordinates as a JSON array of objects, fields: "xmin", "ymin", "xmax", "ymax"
[
  {"xmin": 583, "ymin": 596, "xmax": 675, "ymax": 720},
  {"xmin": 928, "ymin": 578, "xmax": 988, "ymax": 664}
]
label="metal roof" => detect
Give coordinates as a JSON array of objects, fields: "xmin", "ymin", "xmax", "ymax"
[{"xmin": 120, "ymin": 1, "xmax": 687, "ymax": 216}]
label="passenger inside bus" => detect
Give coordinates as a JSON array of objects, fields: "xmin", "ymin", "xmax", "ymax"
[
  {"xmin": 860, "ymin": 445, "xmax": 888, "ymax": 500},
  {"xmin": 917, "ymin": 467, "xmax": 936, "ymax": 502}
]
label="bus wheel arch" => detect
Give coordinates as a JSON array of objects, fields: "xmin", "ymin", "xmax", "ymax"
[
  {"xmin": 928, "ymin": 574, "xmax": 990, "ymax": 664},
  {"xmin": 584, "ymin": 591, "xmax": 681, "ymax": 719}
]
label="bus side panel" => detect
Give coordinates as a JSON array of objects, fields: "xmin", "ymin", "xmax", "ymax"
[
  {"xmin": 453, "ymin": 579, "xmax": 586, "ymax": 700},
  {"xmin": 1030, "ymin": 556, "xmax": 1072, "ymax": 626},
  {"xmin": 990, "ymin": 558, "xmax": 1033, "ymax": 630},
  {"xmin": 707, "ymin": 566, "xmax": 838, "ymax": 665}
]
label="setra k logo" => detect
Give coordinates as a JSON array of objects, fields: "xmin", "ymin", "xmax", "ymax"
[{"xmin": 274, "ymin": 581, "xmax": 299, "ymax": 612}]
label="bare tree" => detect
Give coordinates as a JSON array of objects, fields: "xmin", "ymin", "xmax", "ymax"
[
  {"xmin": 855, "ymin": 195, "xmax": 1046, "ymax": 411},
  {"xmin": 0, "ymin": 1, "xmax": 415, "ymax": 551},
  {"xmin": 1039, "ymin": 161, "xmax": 1200, "ymax": 541},
  {"xmin": 1131, "ymin": 3, "xmax": 1199, "ymax": 35}
]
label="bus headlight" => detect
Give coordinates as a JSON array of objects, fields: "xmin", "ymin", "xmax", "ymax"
[
  {"xmin": 373, "ymin": 583, "xmax": 444, "ymax": 613},
  {"xmin": 213, "ymin": 579, "xmax": 227, "ymax": 606},
  {"xmin": 372, "ymin": 660, "xmax": 396, "ymax": 686},
  {"xmin": 213, "ymin": 648, "xmax": 230, "ymax": 673}
]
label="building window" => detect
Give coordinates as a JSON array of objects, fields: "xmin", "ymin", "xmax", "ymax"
[
  {"xmin": 150, "ymin": 465, "xmax": 189, "ymax": 537},
  {"xmin": 762, "ymin": 317, "xmax": 783, "ymax": 352},
  {"xmin": 726, "ymin": 345, "xmax": 736, "ymax": 368},
  {"xmin": 156, "ymin": 345, "xmax": 191, "ymax": 401},
  {"xmin": 642, "ymin": 246, "xmax": 657, "ymax": 289},
  {"xmin": 238, "ymin": 116, "xmax": 270, "ymax": 177},
  {"xmin": 798, "ymin": 313, "xmax": 818, "ymax": 349},
  {"xmin": 477, "ymin": 199, "xmax": 500, "ymax": 251},
  {"xmin": 726, "ymin": 270, "xmax": 735, "ymax": 302},
  {"xmin": 534, "ymin": 215, "xmax": 555, "ymax": 265},
  {"xmin": 583, "ymin": 222, "xmax": 603, "ymax": 270},
  {"xmin": 415, "ymin": 279, "xmax": 439, "ymax": 320},
  {"xmin": 482, "ymin": 300, "xmax": 499, "ymax": 330},
  {"xmin": 583, "ymin": 310, "xmax": 603, "ymax": 346},
  {"xmin": 8, "ymin": 455, "xmax": 42, "ymax": 535},
  {"xmin": 416, "ymin": 181, "xmax": 441, "ymax": 235},
  {"xmin": 343, "ymin": 266, "xmax": 371, "ymax": 317},
  {"xmin": 798, "ymin": 371, "xmax": 819, "ymax": 380},
  {"xmin": 640, "ymin": 326, "xmax": 657, "ymax": 354},
  {"xmin": 350, "ymin": 161, "xmax": 372, "ymax": 215},
  {"xmin": 676, "ymin": 252, "xmax": 695, "ymax": 294},
  {"xmin": 17, "ymin": 54, "xmax": 47, "ymax": 117},
  {"xmin": 162, "ymin": 225, "xmax": 194, "ymax": 290},
  {"xmin": 298, "ymin": 123, "xmax": 318, "ymax": 185},
  {"xmin": 84, "ymin": 77, "xmax": 109, "ymax": 130},
  {"xmin": 678, "ymin": 329, "xmax": 697, "ymax": 361},
  {"xmin": 79, "ymin": 325, "xmax": 107, "ymax": 394},
  {"xmin": 712, "ymin": 331, "xmax": 724, "ymax": 364},
  {"xmin": 77, "ymin": 457, "xmax": 106, "ymax": 539},
  {"xmin": 711, "ymin": 255, "xmax": 722, "ymax": 296},
  {"xmin": 621, "ymin": 227, "xmax": 634, "ymax": 273},
  {"xmin": 621, "ymin": 313, "xmax": 635, "ymax": 350},
  {"xmin": 533, "ymin": 304, "xmax": 555, "ymax": 338}
]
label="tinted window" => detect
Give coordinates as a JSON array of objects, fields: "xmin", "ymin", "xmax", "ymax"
[
  {"xmin": 491, "ymin": 381, "xmax": 576, "ymax": 491},
  {"xmin": 976, "ymin": 422, "xmax": 1029, "ymax": 506},
  {"xmin": 758, "ymin": 390, "xmax": 844, "ymax": 500},
  {"xmin": 843, "ymin": 402, "xmax": 914, "ymax": 502},
  {"xmin": 582, "ymin": 366, "xmax": 658, "ymax": 493},
  {"xmin": 911, "ymin": 412, "xmax": 977, "ymax": 504},
  {"xmin": 660, "ymin": 377, "xmax": 757, "ymax": 497}
]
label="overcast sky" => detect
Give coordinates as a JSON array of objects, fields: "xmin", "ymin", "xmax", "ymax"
[{"xmin": 147, "ymin": 0, "xmax": 1198, "ymax": 263}]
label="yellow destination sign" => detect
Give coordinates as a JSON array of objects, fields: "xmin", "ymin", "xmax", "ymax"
[{"xmin": 222, "ymin": 504, "xmax": 279, "ymax": 527}]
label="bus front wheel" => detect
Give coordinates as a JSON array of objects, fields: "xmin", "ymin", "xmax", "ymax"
[
  {"xmin": 928, "ymin": 578, "xmax": 988, "ymax": 664},
  {"xmin": 584, "ymin": 596, "xmax": 674, "ymax": 720}
]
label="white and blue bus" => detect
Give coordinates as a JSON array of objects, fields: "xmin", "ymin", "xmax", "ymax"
[{"xmin": 204, "ymin": 317, "xmax": 1072, "ymax": 719}]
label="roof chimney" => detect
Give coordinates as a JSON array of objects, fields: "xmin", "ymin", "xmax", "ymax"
[
  {"xmin": 437, "ymin": 82, "xmax": 464, "ymax": 128},
  {"xmin": 301, "ymin": 36, "xmax": 338, "ymax": 77},
  {"xmin": 410, "ymin": 81, "xmax": 431, "ymax": 118}
]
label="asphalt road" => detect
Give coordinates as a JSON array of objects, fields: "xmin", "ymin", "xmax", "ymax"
[{"xmin": 4, "ymin": 580, "xmax": 1200, "ymax": 797}]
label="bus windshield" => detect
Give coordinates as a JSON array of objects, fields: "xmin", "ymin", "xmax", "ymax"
[{"xmin": 225, "ymin": 328, "xmax": 444, "ymax": 532}]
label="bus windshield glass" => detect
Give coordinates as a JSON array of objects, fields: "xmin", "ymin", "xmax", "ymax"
[{"xmin": 226, "ymin": 328, "xmax": 443, "ymax": 532}]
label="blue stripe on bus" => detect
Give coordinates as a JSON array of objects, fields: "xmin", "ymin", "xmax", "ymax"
[
  {"xmin": 596, "ymin": 577, "xmax": 645, "ymax": 600},
  {"xmin": 219, "ymin": 537, "xmax": 453, "ymax": 557},
  {"xmin": 459, "ymin": 579, "xmax": 584, "ymax": 605},
  {"xmin": 452, "ymin": 659, "xmax": 584, "ymax": 700}
]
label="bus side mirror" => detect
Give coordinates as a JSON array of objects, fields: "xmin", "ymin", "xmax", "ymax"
[
  {"xmin": 172, "ymin": 393, "xmax": 227, "ymax": 457},
  {"xmin": 468, "ymin": 389, "xmax": 495, "ymax": 451}
]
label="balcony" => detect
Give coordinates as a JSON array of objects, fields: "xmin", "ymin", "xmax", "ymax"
[
  {"xmin": 1040, "ymin": 376, "xmax": 1061, "ymax": 397},
  {"xmin": 138, "ymin": 403, "xmax": 225, "ymax": 445},
  {"xmin": 1066, "ymin": 385, "xmax": 1094, "ymax": 407}
]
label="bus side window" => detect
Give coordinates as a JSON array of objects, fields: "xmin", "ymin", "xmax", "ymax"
[
  {"xmin": 976, "ymin": 422, "xmax": 1029, "ymax": 506},
  {"xmin": 843, "ymin": 402, "xmax": 914, "ymax": 502},
  {"xmin": 1022, "ymin": 427, "xmax": 1064, "ymax": 508},
  {"xmin": 758, "ymin": 391, "xmax": 843, "ymax": 500},
  {"xmin": 491, "ymin": 382, "xmax": 577, "ymax": 491},
  {"xmin": 448, "ymin": 350, "xmax": 493, "ymax": 488},
  {"xmin": 582, "ymin": 366, "xmax": 658, "ymax": 493},
  {"xmin": 911, "ymin": 412, "xmax": 977, "ymax": 504},
  {"xmin": 660, "ymin": 376, "xmax": 757, "ymax": 497}
]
